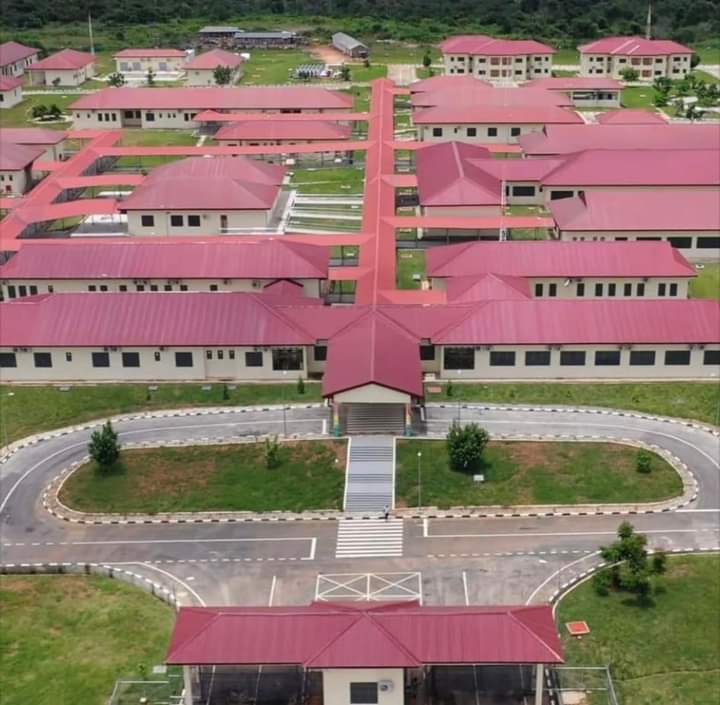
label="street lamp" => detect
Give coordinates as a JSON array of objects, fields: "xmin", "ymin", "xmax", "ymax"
[
  {"xmin": 282, "ymin": 369, "xmax": 288, "ymax": 437},
  {"xmin": 417, "ymin": 451, "xmax": 422, "ymax": 508}
]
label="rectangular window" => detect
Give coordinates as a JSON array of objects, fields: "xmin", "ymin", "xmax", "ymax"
[
  {"xmin": 664, "ymin": 350, "xmax": 690, "ymax": 365},
  {"xmin": 630, "ymin": 350, "xmax": 656, "ymax": 366},
  {"xmin": 180, "ymin": 284, "xmax": 188, "ymax": 291},
  {"xmin": 432, "ymin": 127, "xmax": 443, "ymax": 137},
  {"xmin": 272, "ymin": 348, "xmax": 303, "ymax": 371},
  {"xmin": 245, "ymin": 351, "xmax": 263, "ymax": 367},
  {"xmin": 29, "ymin": 285, "xmax": 38, "ymax": 295},
  {"xmin": 668, "ymin": 236, "xmax": 692, "ymax": 249},
  {"xmin": 637, "ymin": 283, "xmax": 645, "ymax": 297},
  {"xmin": 576, "ymin": 282, "xmax": 585, "ymax": 297},
  {"xmin": 510, "ymin": 127, "xmax": 521, "ymax": 137},
  {"xmin": 122, "ymin": 351, "xmax": 140, "ymax": 367},
  {"xmin": 150, "ymin": 285, "xmax": 158, "ymax": 292},
  {"xmin": 170, "ymin": 214, "xmax": 184, "ymax": 227},
  {"xmin": 350, "ymin": 683, "xmax": 378, "ymax": 705},
  {"xmin": 209, "ymin": 284, "xmax": 218, "ymax": 292},
  {"xmin": 136, "ymin": 284, "xmax": 145, "ymax": 292},
  {"xmin": 669, "ymin": 283, "xmax": 678, "ymax": 297},
  {"xmin": 560, "ymin": 350, "xmax": 586, "ymax": 366},
  {"xmin": 547, "ymin": 283, "xmax": 557, "ymax": 297},
  {"xmin": 88, "ymin": 285, "xmax": 97, "ymax": 292},
  {"xmin": 419, "ymin": 345, "xmax": 435, "ymax": 361},
  {"xmin": 65, "ymin": 352, "xmax": 72, "ymax": 362},
  {"xmin": 443, "ymin": 347, "xmax": 475, "ymax": 370},
  {"xmin": 608, "ymin": 283, "xmax": 616, "ymax": 297},
  {"xmin": 99, "ymin": 285, "xmax": 108, "ymax": 292},
  {"xmin": 146, "ymin": 112, "xmax": 155, "ymax": 122},
  {"xmin": 512, "ymin": 185, "xmax": 535, "ymax": 197},
  {"xmin": 141, "ymin": 214, "xmax": 154, "ymax": 227},
  {"xmin": 697, "ymin": 237, "xmax": 720, "ymax": 249},
  {"xmin": 595, "ymin": 350, "xmax": 620, "ymax": 366},
  {"xmin": 188, "ymin": 215, "xmax": 201, "ymax": 227},
  {"xmin": 154, "ymin": 351, "xmax": 161, "ymax": 361},
  {"xmin": 466, "ymin": 127, "xmax": 477, "ymax": 137},
  {"xmin": 228, "ymin": 350, "xmax": 235, "ymax": 360},
  {"xmin": 0, "ymin": 352, "xmax": 18, "ymax": 367},
  {"xmin": 624, "ymin": 283, "xmax": 632, "ymax": 297},
  {"xmin": 658, "ymin": 283, "xmax": 666, "ymax": 296},
  {"xmin": 534, "ymin": 283, "xmax": 543, "ymax": 297},
  {"xmin": 525, "ymin": 350, "xmax": 551, "ymax": 366},
  {"xmin": 92, "ymin": 351, "xmax": 110, "ymax": 367},
  {"xmin": 174, "ymin": 351, "xmax": 194, "ymax": 367},
  {"xmin": 206, "ymin": 350, "xmax": 213, "ymax": 360},
  {"xmin": 119, "ymin": 285, "xmax": 127, "ymax": 292},
  {"xmin": 703, "ymin": 350, "xmax": 720, "ymax": 365},
  {"xmin": 490, "ymin": 350, "xmax": 516, "ymax": 366},
  {"xmin": 164, "ymin": 284, "xmax": 172, "ymax": 291},
  {"xmin": 314, "ymin": 345, "xmax": 328, "ymax": 361},
  {"xmin": 594, "ymin": 283, "xmax": 603, "ymax": 297},
  {"xmin": 7, "ymin": 285, "xmax": 16, "ymax": 299},
  {"xmin": 33, "ymin": 352, "xmax": 52, "ymax": 368},
  {"xmin": 487, "ymin": 127, "xmax": 498, "ymax": 137},
  {"xmin": 550, "ymin": 191, "xmax": 574, "ymax": 200}
]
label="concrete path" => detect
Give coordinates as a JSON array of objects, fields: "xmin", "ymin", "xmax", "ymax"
[
  {"xmin": 700, "ymin": 64, "xmax": 720, "ymax": 78},
  {"xmin": 343, "ymin": 436, "xmax": 396, "ymax": 512},
  {"xmin": 387, "ymin": 64, "xmax": 418, "ymax": 86}
]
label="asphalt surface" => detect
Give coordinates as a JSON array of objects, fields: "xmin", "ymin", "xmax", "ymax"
[{"xmin": 1, "ymin": 404, "xmax": 718, "ymax": 607}]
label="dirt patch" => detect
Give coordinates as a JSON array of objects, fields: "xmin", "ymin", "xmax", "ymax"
[{"xmin": 310, "ymin": 45, "xmax": 360, "ymax": 65}]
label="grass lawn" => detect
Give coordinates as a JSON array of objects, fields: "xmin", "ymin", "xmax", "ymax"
[
  {"xmin": 0, "ymin": 574, "xmax": 174, "ymax": 705},
  {"xmin": 622, "ymin": 86, "xmax": 657, "ymax": 109},
  {"xmin": 425, "ymin": 381, "xmax": 720, "ymax": 426},
  {"xmin": 0, "ymin": 94, "xmax": 77, "ymax": 128},
  {"xmin": 347, "ymin": 65, "xmax": 388, "ymax": 81},
  {"xmin": 397, "ymin": 250, "xmax": 425, "ymax": 288},
  {"xmin": 367, "ymin": 42, "xmax": 439, "ymax": 65},
  {"xmin": 119, "ymin": 129, "xmax": 198, "ymax": 146},
  {"xmin": 689, "ymin": 262, "xmax": 720, "ymax": 300},
  {"xmin": 693, "ymin": 43, "xmax": 720, "ymax": 64},
  {"xmin": 396, "ymin": 440, "xmax": 680, "ymax": 508},
  {"xmin": 553, "ymin": 48, "xmax": 580, "ymax": 65},
  {"xmin": 114, "ymin": 155, "xmax": 186, "ymax": 169},
  {"xmin": 558, "ymin": 555, "xmax": 720, "ymax": 705},
  {"xmin": 289, "ymin": 166, "xmax": 365, "ymax": 194},
  {"xmin": 347, "ymin": 85, "xmax": 371, "ymax": 111},
  {"xmin": 240, "ymin": 49, "xmax": 316, "ymax": 85},
  {"xmin": 693, "ymin": 69, "xmax": 720, "ymax": 85},
  {"xmin": 552, "ymin": 69, "xmax": 579, "ymax": 77},
  {"xmin": 0, "ymin": 382, "xmax": 321, "ymax": 445},
  {"xmin": 60, "ymin": 440, "xmax": 346, "ymax": 513}
]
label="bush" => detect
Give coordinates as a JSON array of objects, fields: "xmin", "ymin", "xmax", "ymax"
[
  {"xmin": 264, "ymin": 435, "xmax": 281, "ymax": 469},
  {"xmin": 446, "ymin": 421, "xmax": 489, "ymax": 472},
  {"xmin": 636, "ymin": 449, "xmax": 653, "ymax": 474},
  {"xmin": 592, "ymin": 570, "xmax": 612, "ymax": 596},
  {"xmin": 445, "ymin": 379, "xmax": 454, "ymax": 397},
  {"xmin": 88, "ymin": 421, "xmax": 121, "ymax": 470},
  {"xmin": 297, "ymin": 376, "xmax": 305, "ymax": 394},
  {"xmin": 620, "ymin": 67, "xmax": 640, "ymax": 81}
]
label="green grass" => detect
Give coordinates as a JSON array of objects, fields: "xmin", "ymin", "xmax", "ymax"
[
  {"xmin": 367, "ymin": 42, "xmax": 439, "ymax": 65},
  {"xmin": 397, "ymin": 250, "xmax": 425, "ymax": 289},
  {"xmin": 114, "ymin": 155, "xmax": 185, "ymax": 168},
  {"xmin": 425, "ymin": 382, "xmax": 720, "ymax": 425},
  {"xmin": 622, "ymin": 86, "xmax": 657, "ymax": 109},
  {"xmin": 552, "ymin": 69, "xmax": 579, "ymax": 77},
  {"xmin": 396, "ymin": 440, "xmax": 681, "ymax": 508},
  {"xmin": 346, "ymin": 64, "xmax": 388, "ymax": 81},
  {"xmin": 119, "ymin": 129, "xmax": 198, "ymax": 146},
  {"xmin": 0, "ymin": 383, "xmax": 321, "ymax": 445},
  {"xmin": 558, "ymin": 555, "xmax": 720, "ymax": 705},
  {"xmin": 0, "ymin": 93, "xmax": 76, "ymax": 128},
  {"xmin": 240, "ymin": 49, "xmax": 317, "ymax": 85},
  {"xmin": 0, "ymin": 574, "xmax": 174, "ymax": 705},
  {"xmin": 289, "ymin": 166, "xmax": 365, "ymax": 194},
  {"xmin": 346, "ymin": 85, "xmax": 371, "ymax": 111},
  {"xmin": 60, "ymin": 440, "xmax": 346, "ymax": 513},
  {"xmin": 692, "ymin": 43, "xmax": 720, "ymax": 65},
  {"xmin": 553, "ymin": 48, "xmax": 580, "ymax": 65},
  {"xmin": 693, "ymin": 69, "xmax": 720, "ymax": 85},
  {"xmin": 689, "ymin": 263, "xmax": 720, "ymax": 300}
]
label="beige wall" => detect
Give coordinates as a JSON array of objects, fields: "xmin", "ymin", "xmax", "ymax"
[
  {"xmin": 115, "ymin": 56, "xmax": 187, "ymax": 74},
  {"xmin": 186, "ymin": 66, "xmax": 242, "ymax": 86},
  {"xmin": 0, "ymin": 167, "xmax": 29, "ymax": 195},
  {"xmin": 443, "ymin": 53, "xmax": 552, "ymax": 81},
  {"xmin": 126, "ymin": 209, "xmax": 271, "ymax": 235},
  {"xmin": 334, "ymin": 384, "xmax": 411, "ymax": 404},
  {"xmin": 423, "ymin": 205, "xmax": 502, "ymax": 217},
  {"xmin": 322, "ymin": 669, "xmax": 404, "ymax": 705},
  {"xmin": 31, "ymin": 63, "xmax": 95, "ymax": 87},
  {"xmin": 418, "ymin": 122, "xmax": 543, "ymax": 144},
  {"xmin": 1, "ymin": 53, "xmax": 38, "ymax": 77},
  {"xmin": 0, "ymin": 85, "xmax": 23, "ymax": 109},
  {"xmin": 579, "ymin": 53, "xmax": 691, "ymax": 80},
  {"xmin": 543, "ymin": 185, "xmax": 718, "ymax": 204}
]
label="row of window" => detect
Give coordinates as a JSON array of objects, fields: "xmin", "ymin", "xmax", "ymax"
[
  {"xmin": 430, "ymin": 126, "xmax": 522, "ymax": 138},
  {"xmin": 533, "ymin": 281, "xmax": 679, "ymax": 298},
  {"xmin": 442, "ymin": 348, "xmax": 720, "ymax": 369},
  {"xmin": 0, "ymin": 174, "xmax": 15, "ymax": 181},
  {"xmin": 568, "ymin": 236, "xmax": 720, "ymax": 250},
  {"xmin": 139, "ymin": 214, "xmax": 205, "ymax": 228}
]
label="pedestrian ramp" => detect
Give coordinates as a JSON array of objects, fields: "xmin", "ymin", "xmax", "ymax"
[
  {"xmin": 335, "ymin": 519, "xmax": 404, "ymax": 558},
  {"xmin": 343, "ymin": 436, "xmax": 395, "ymax": 512}
]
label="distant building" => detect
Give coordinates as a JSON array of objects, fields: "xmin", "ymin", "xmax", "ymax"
[
  {"xmin": 0, "ymin": 41, "xmax": 38, "ymax": 77},
  {"xmin": 185, "ymin": 49, "xmax": 244, "ymax": 86},
  {"xmin": 332, "ymin": 32, "xmax": 368, "ymax": 59},
  {"xmin": 0, "ymin": 141, "xmax": 45, "ymax": 195},
  {"xmin": 0, "ymin": 76, "xmax": 23, "ymax": 109},
  {"xmin": 27, "ymin": 49, "xmax": 95, "ymax": 87},
  {"xmin": 215, "ymin": 119, "xmax": 351, "ymax": 145},
  {"xmin": 522, "ymin": 77, "xmax": 622, "ymax": 108},
  {"xmin": 578, "ymin": 36, "xmax": 693, "ymax": 81},
  {"xmin": 197, "ymin": 26, "xmax": 240, "ymax": 40},
  {"xmin": 0, "ymin": 128, "xmax": 67, "ymax": 160},
  {"xmin": 198, "ymin": 26, "xmax": 303, "ymax": 49},
  {"xmin": 113, "ymin": 49, "xmax": 187, "ymax": 76}
]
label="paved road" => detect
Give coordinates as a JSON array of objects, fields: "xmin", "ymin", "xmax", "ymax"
[{"xmin": 1, "ymin": 404, "xmax": 717, "ymax": 607}]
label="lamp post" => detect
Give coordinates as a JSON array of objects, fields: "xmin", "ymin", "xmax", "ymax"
[
  {"xmin": 282, "ymin": 369, "xmax": 288, "ymax": 437},
  {"xmin": 417, "ymin": 451, "xmax": 422, "ymax": 508}
]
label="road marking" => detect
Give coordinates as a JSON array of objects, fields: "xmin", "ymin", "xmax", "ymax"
[
  {"xmin": 136, "ymin": 563, "xmax": 207, "ymax": 606},
  {"xmin": 424, "ymin": 526, "xmax": 713, "ymax": 540},
  {"xmin": 71, "ymin": 537, "xmax": 314, "ymax": 545},
  {"xmin": 676, "ymin": 508, "xmax": 720, "ymax": 513},
  {"xmin": 268, "ymin": 575, "xmax": 277, "ymax": 606},
  {"xmin": 335, "ymin": 519, "xmax": 404, "ymax": 558},
  {"xmin": 462, "ymin": 570, "xmax": 470, "ymax": 606},
  {"xmin": 315, "ymin": 572, "xmax": 422, "ymax": 603},
  {"xmin": 525, "ymin": 552, "xmax": 602, "ymax": 605}
]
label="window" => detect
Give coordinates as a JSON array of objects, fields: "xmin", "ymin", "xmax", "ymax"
[
  {"xmin": 464, "ymin": 127, "xmax": 477, "ymax": 138},
  {"xmin": 534, "ymin": 283, "xmax": 543, "ymax": 297},
  {"xmin": 595, "ymin": 350, "xmax": 620, "ymax": 366},
  {"xmin": 161, "ymin": 284, "xmax": 171, "ymax": 291},
  {"xmin": 550, "ymin": 190, "xmax": 574, "ymax": 200},
  {"xmin": 594, "ymin": 283, "xmax": 603, "ymax": 297},
  {"xmin": 608, "ymin": 283, "xmax": 616, "ymax": 297},
  {"xmin": 7, "ymin": 285, "xmax": 16, "ymax": 299},
  {"xmin": 175, "ymin": 351, "xmax": 194, "ymax": 367},
  {"xmin": 669, "ymin": 283, "xmax": 678, "ymax": 297},
  {"xmin": 29, "ymin": 285, "xmax": 38, "ymax": 295},
  {"xmin": 206, "ymin": 350, "xmax": 213, "ymax": 360},
  {"xmin": 170, "ymin": 215, "xmax": 184, "ymax": 227},
  {"xmin": 443, "ymin": 347, "xmax": 475, "ymax": 369},
  {"xmin": 560, "ymin": 350, "xmax": 586, "ymax": 366},
  {"xmin": 188, "ymin": 215, "xmax": 201, "ymax": 227},
  {"xmin": 697, "ymin": 237, "xmax": 720, "ymax": 249},
  {"xmin": 664, "ymin": 350, "xmax": 690, "ymax": 365},
  {"xmin": 180, "ymin": 284, "xmax": 188, "ymax": 291},
  {"xmin": 525, "ymin": 350, "xmax": 551, "ymax": 366},
  {"xmin": 512, "ymin": 185, "xmax": 535, "ymax": 197},
  {"xmin": 668, "ymin": 236, "xmax": 692, "ymax": 249},
  {"xmin": 703, "ymin": 350, "xmax": 720, "ymax": 365},
  {"xmin": 146, "ymin": 112, "xmax": 155, "ymax": 122},
  {"xmin": 432, "ymin": 127, "xmax": 443, "ymax": 137},
  {"xmin": 154, "ymin": 351, "xmax": 161, "ymax": 361},
  {"xmin": 217, "ymin": 350, "xmax": 224, "ymax": 360},
  {"xmin": 623, "ymin": 283, "xmax": 632, "ymax": 297},
  {"xmin": 510, "ymin": 127, "xmax": 521, "ymax": 137},
  {"xmin": 0, "ymin": 352, "xmax": 17, "ymax": 368},
  {"xmin": 636, "ymin": 282, "xmax": 645, "ymax": 297},
  {"xmin": 92, "ymin": 351, "xmax": 110, "ymax": 367},
  {"xmin": 245, "ymin": 351, "xmax": 263, "ymax": 367},
  {"xmin": 150, "ymin": 285, "xmax": 158, "ymax": 292},
  {"xmin": 119, "ymin": 285, "xmax": 127, "ymax": 292},
  {"xmin": 228, "ymin": 349, "xmax": 235, "ymax": 360},
  {"xmin": 419, "ymin": 344, "xmax": 435, "ymax": 361},
  {"xmin": 136, "ymin": 284, "xmax": 145, "ymax": 292},
  {"xmin": 630, "ymin": 350, "xmax": 655, "ymax": 366},
  {"xmin": 33, "ymin": 352, "xmax": 52, "ymax": 368},
  {"xmin": 209, "ymin": 284, "xmax": 218, "ymax": 292},
  {"xmin": 576, "ymin": 282, "xmax": 585, "ymax": 297},
  {"xmin": 122, "ymin": 351, "xmax": 140, "ymax": 367},
  {"xmin": 272, "ymin": 348, "xmax": 303, "ymax": 371},
  {"xmin": 314, "ymin": 345, "xmax": 328, "ymax": 361},
  {"xmin": 88, "ymin": 285, "xmax": 97, "ymax": 292},
  {"xmin": 658, "ymin": 283, "xmax": 667, "ymax": 296},
  {"xmin": 487, "ymin": 127, "xmax": 498, "ymax": 137},
  {"xmin": 490, "ymin": 350, "xmax": 516, "ymax": 366},
  {"xmin": 350, "ymin": 683, "xmax": 378, "ymax": 705},
  {"xmin": 141, "ymin": 214, "xmax": 154, "ymax": 227},
  {"xmin": 65, "ymin": 352, "xmax": 72, "ymax": 362},
  {"xmin": 99, "ymin": 285, "xmax": 108, "ymax": 292}
]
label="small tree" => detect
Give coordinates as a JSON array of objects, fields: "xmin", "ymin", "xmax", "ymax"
[
  {"xmin": 108, "ymin": 71, "xmax": 126, "ymax": 87},
  {"xmin": 636, "ymin": 449, "xmax": 653, "ymax": 474},
  {"xmin": 88, "ymin": 421, "xmax": 121, "ymax": 470},
  {"xmin": 446, "ymin": 421, "xmax": 489, "ymax": 472},
  {"xmin": 31, "ymin": 104, "xmax": 48, "ymax": 120},
  {"xmin": 213, "ymin": 64, "xmax": 234, "ymax": 85},
  {"xmin": 51, "ymin": 77, "xmax": 61, "ymax": 88},
  {"xmin": 422, "ymin": 50, "xmax": 432, "ymax": 69},
  {"xmin": 297, "ymin": 376, "xmax": 305, "ymax": 394},
  {"xmin": 620, "ymin": 67, "xmax": 639, "ymax": 82},
  {"xmin": 445, "ymin": 379, "xmax": 454, "ymax": 397},
  {"xmin": 48, "ymin": 104, "xmax": 62, "ymax": 120},
  {"xmin": 340, "ymin": 64, "xmax": 351, "ymax": 81},
  {"xmin": 690, "ymin": 53, "xmax": 701, "ymax": 69},
  {"xmin": 222, "ymin": 383, "xmax": 230, "ymax": 401},
  {"xmin": 264, "ymin": 435, "xmax": 282, "ymax": 469},
  {"xmin": 363, "ymin": 58, "xmax": 370, "ymax": 68},
  {"xmin": 146, "ymin": 67, "xmax": 156, "ymax": 86}
]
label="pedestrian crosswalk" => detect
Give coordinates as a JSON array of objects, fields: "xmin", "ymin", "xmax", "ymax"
[{"xmin": 335, "ymin": 518, "xmax": 404, "ymax": 558}]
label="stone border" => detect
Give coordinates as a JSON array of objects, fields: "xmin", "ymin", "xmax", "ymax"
[{"xmin": 43, "ymin": 432, "xmax": 697, "ymax": 525}]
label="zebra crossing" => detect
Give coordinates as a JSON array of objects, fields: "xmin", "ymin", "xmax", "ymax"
[{"xmin": 335, "ymin": 518, "xmax": 405, "ymax": 558}]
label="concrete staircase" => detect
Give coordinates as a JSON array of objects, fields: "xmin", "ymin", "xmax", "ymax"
[
  {"xmin": 343, "ymin": 436, "xmax": 395, "ymax": 513},
  {"xmin": 343, "ymin": 404, "xmax": 405, "ymax": 435}
]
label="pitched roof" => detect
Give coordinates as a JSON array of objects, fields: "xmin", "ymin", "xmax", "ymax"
[
  {"xmin": 114, "ymin": 48, "xmax": 187, "ymax": 58},
  {"xmin": 0, "ymin": 140, "xmax": 45, "ymax": 170},
  {"xmin": 549, "ymin": 190, "xmax": 720, "ymax": 232},
  {"xmin": 0, "ymin": 76, "xmax": 23, "ymax": 91},
  {"xmin": 440, "ymin": 35, "xmax": 555, "ymax": 56},
  {"xmin": 445, "ymin": 273, "xmax": 531, "ymax": 302},
  {"xmin": 0, "ymin": 41, "xmax": 38, "ymax": 67},
  {"xmin": 410, "ymin": 75, "xmax": 491, "ymax": 92},
  {"xmin": 579, "ymin": 36, "xmax": 692, "ymax": 56},
  {"xmin": 215, "ymin": 119, "xmax": 351, "ymax": 141},
  {"xmin": 0, "ymin": 127, "xmax": 66, "ymax": 145},
  {"xmin": 71, "ymin": 86, "xmax": 353, "ymax": 111},
  {"xmin": 166, "ymin": 601, "xmax": 564, "ymax": 667},
  {"xmin": 426, "ymin": 240, "xmax": 696, "ymax": 278},
  {"xmin": 596, "ymin": 109, "xmax": 668, "ymax": 124},
  {"xmin": 412, "ymin": 86, "xmax": 570, "ymax": 109},
  {"xmin": 0, "ymin": 240, "xmax": 328, "ymax": 280},
  {"xmin": 413, "ymin": 105, "xmax": 582, "ymax": 125},
  {"xmin": 185, "ymin": 49, "xmax": 244, "ymax": 69},
  {"xmin": 119, "ymin": 156, "xmax": 285, "ymax": 211},
  {"xmin": 523, "ymin": 76, "xmax": 621, "ymax": 90},
  {"xmin": 30, "ymin": 48, "xmax": 95, "ymax": 71}
]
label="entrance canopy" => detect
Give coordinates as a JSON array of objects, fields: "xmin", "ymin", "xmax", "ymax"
[{"xmin": 166, "ymin": 600, "xmax": 564, "ymax": 668}]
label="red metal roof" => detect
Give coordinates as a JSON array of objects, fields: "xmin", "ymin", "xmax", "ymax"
[
  {"xmin": 0, "ymin": 141, "xmax": 45, "ymax": 170},
  {"xmin": 119, "ymin": 156, "xmax": 285, "ymax": 211},
  {"xmin": 0, "ymin": 41, "xmax": 38, "ymax": 67},
  {"xmin": 0, "ymin": 128, "xmax": 67, "ymax": 145},
  {"xmin": 0, "ymin": 240, "xmax": 328, "ymax": 280},
  {"xmin": 30, "ymin": 49, "xmax": 95, "ymax": 71},
  {"xmin": 446, "ymin": 274, "xmax": 531, "ymax": 302},
  {"xmin": 523, "ymin": 77, "xmax": 622, "ymax": 91},
  {"xmin": 440, "ymin": 35, "xmax": 555, "ymax": 56},
  {"xmin": 215, "ymin": 120, "xmax": 351, "ymax": 141},
  {"xmin": 114, "ymin": 48, "xmax": 187, "ymax": 58},
  {"xmin": 0, "ymin": 76, "xmax": 23, "ymax": 91},
  {"xmin": 411, "ymin": 86, "xmax": 571, "ymax": 109},
  {"xmin": 549, "ymin": 190, "xmax": 720, "ymax": 232},
  {"xmin": 579, "ymin": 36, "xmax": 692, "ymax": 56},
  {"xmin": 413, "ymin": 105, "xmax": 582, "ymax": 125},
  {"xmin": 596, "ymin": 109, "xmax": 668, "ymax": 124},
  {"xmin": 71, "ymin": 86, "xmax": 353, "ymax": 111},
  {"xmin": 410, "ymin": 75, "xmax": 492, "ymax": 92},
  {"xmin": 388, "ymin": 215, "xmax": 555, "ymax": 230},
  {"xmin": 166, "ymin": 601, "xmax": 564, "ymax": 667},
  {"xmin": 426, "ymin": 240, "xmax": 696, "ymax": 278},
  {"xmin": 185, "ymin": 49, "xmax": 244, "ymax": 69},
  {"xmin": 195, "ymin": 110, "xmax": 368, "ymax": 123},
  {"xmin": 518, "ymin": 124, "xmax": 719, "ymax": 156}
]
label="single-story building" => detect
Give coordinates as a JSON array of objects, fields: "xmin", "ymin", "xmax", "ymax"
[
  {"xmin": 596, "ymin": 108, "xmax": 668, "ymax": 124},
  {"xmin": 332, "ymin": 32, "xmax": 368, "ymax": 58},
  {"xmin": 119, "ymin": 156, "xmax": 286, "ymax": 235},
  {"xmin": 232, "ymin": 30, "xmax": 302, "ymax": 49},
  {"xmin": 113, "ymin": 48, "xmax": 187, "ymax": 76},
  {"xmin": 27, "ymin": 48, "xmax": 95, "ymax": 87},
  {"xmin": 579, "ymin": 36, "xmax": 693, "ymax": 81},
  {"xmin": 0, "ymin": 240, "xmax": 329, "ymax": 299},
  {"xmin": 166, "ymin": 601, "xmax": 562, "ymax": 705},
  {"xmin": 409, "ymin": 75, "xmax": 492, "ymax": 93},
  {"xmin": 197, "ymin": 26, "xmax": 240, "ymax": 41},
  {"xmin": 214, "ymin": 118, "xmax": 351, "ymax": 145},
  {"xmin": 0, "ymin": 41, "xmax": 38, "ymax": 77},
  {"xmin": 185, "ymin": 49, "xmax": 244, "ymax": 86},
  {"xmin": 70, "ymin": 86, "xmax": 354, "ymax": 129},
  {"xmin": 550, "ymin": 190, "xmax": 720, "ymax": 260},
  {"xmin": 523, "ymin": 76, "xmax": 622, "ymax": 108},
  {"xmin": 0, "ymin": 76, "xmax": 23, "ymax": 109},
  {"xmin": 0, "ymin": 141, "xmax": 45, "ymax": 195},
  {"xmin": 411, "ymin": 85, "xmax": 570, "ymax": 110},
  {"xmin": 440, "ymin": 35, "xmax": 556, "ymax": 82},
  {"xmin": 0, "ymin": 128, "xmax": 67, "ymax": 160}
]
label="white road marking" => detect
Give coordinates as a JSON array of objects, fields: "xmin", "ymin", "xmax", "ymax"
[
  {"xmin": 462, "ymin": 570, "xmax": 470, "ymax": 606},
  {"xmin": 268, "ymin": 575, "xmax": 277, "ymax": 606},
  {"xmin": 136, "ymin": 562, "xmax": 207, "ymax": 606},
  {"xmin": 525, "ymin": 551, "xmax": 601, "ymax": 605},
  {"xmin": 424, "ymin": 526, "xmax": 713, "ymax": 540},
  {"xmin": 676, "ymin": 508, "xmax": 720, "ymax": 513}
]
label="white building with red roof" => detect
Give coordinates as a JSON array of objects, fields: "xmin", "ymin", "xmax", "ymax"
[
  {"xmin": 579, "ymin": 36, "xmax": 693, "ymax": 81},
  {"xmin": 0, "ymin": 128, "xmax": 67, "ymax": 160},
  {"xmin": 185, "ymin": 49, "xmax": 244, "ymax": 86},
  {"xmin": 0, "ymin": 76, "xmax": 23, "ymax": 109},
  {"xmin": 113, "ymin": 48, "xmax": 187, "ymax": 76},
  {"xmin": 522, "ymin": 76, "xmax": 622, "ymax": 108},
  {"xmin": 0, "ymin": 41, "xmax": 39, "ymax": 78},
  {"xmin": 596, "ymin": 108, "xmax": 668, "ymax": 124},
  {"xmin": 27, "ymin": 48, "xmax": 96, "ymax": 87},
  {"xmin": 214, "ymin": 118, "xmax": 352, "ymax": 145},
  {"xmin": 0, "ymin": 141, "xmax": 45, "ymax": 195},
  {"xmin": 440, "ymin": 35, "xmax": 555, "ymax": 82}
]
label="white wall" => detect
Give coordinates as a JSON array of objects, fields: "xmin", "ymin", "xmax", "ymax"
[
  {"xmin": 0, "ymin": 85, "xmax": 23, "ymax": 109},
  {"xmin": 443, "ymin": 53, "xmax": 552, "ymax": 81},
  {"xmin": 580, "ymin": 53, "xmax": 691, "ymax": 80},
  {"xmin": 115, "ymin": 56, "xmax": 186, "ymax": 74},
  {"xmin": 0, "ymin": 53, "xmax": 38, "ymax": 77},
  {"xmin": 126, "ymin": 209, "xmax": 271, "ymax": 235},
  {"xmin": 186, "ymin": 66, "xmax": 242, "ymax": 86},
  {"xmin": 32, "ymin": 63, "xmax": 95, "ymax": 87},
  {"xmin": 334, "ymin": 384, "xmax": 412, "ymax": 404},
  {"xmin": 322, "ymin": 669, "xmax": 404, "ymax": 705},
  {"xmin": 0, "ymin": 167, "xmax": 29, "ymax": 195},
  {"xmin": 418, "ymin": 122, "xmax": 543, "ymax": 144}
]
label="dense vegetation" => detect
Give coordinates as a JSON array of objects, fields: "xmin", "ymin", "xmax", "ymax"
[{"xmin": 2, "ymin": 2, "xmax": 719, "ymax": 48}]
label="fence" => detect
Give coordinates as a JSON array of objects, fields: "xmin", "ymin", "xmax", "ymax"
[
  {"xmin": 549, "ymin": 665, "xmax": 620, "ymax": 705},
  {"xmin": 107, "ymin": 673, "xmax": 184, "ymax": 705}
]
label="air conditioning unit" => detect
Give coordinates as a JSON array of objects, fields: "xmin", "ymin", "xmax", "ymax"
[{"xmin": 378, "ymin": 680, "xmax": 394, "ymax": 693}]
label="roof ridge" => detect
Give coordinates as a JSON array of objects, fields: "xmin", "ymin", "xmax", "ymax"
[{"xmin": 507, "ymin": 610, "xmax": 564, "ymax": 662}]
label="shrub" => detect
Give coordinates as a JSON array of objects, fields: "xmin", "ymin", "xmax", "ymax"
[
  {"xmin": 222, "ymin": 384, "xmax": 230, "ymax": 401},
  {"xmin": 88, "ymin": 421, "xmax": 121, "ymax": 470},
  {"xmin": 636, "ymin": 449, "xmax": 653, "ymax": 474},
  {"xmin": 620, "ymin": 67, "xmax": 639, "ymax": 81},
  {"xmin": 445, "ymin": 379, "xmax": 454, "ymax": 397},
  {"xmin": 592, "ymin": 570, "xmax": 612, "ymax": 596},
  {"xmin": 446, "ymin": 421, "xmax": 489, "ymax": 472},
  {"xmin": 264, "ymin": 435, "xmax": 282, "ymax": 469},
  {"xmin": 297, "ymin": 376, "xmax": 305, "ymax": 394}
]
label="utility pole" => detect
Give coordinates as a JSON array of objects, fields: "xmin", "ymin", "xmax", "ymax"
[
  {"xmin": 88, "ymin": 12, "xmax": 95, "ymax": 55},
  {"xmin": 645, "ymin": 1, "xmax": 653, "ymax": 40}
]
